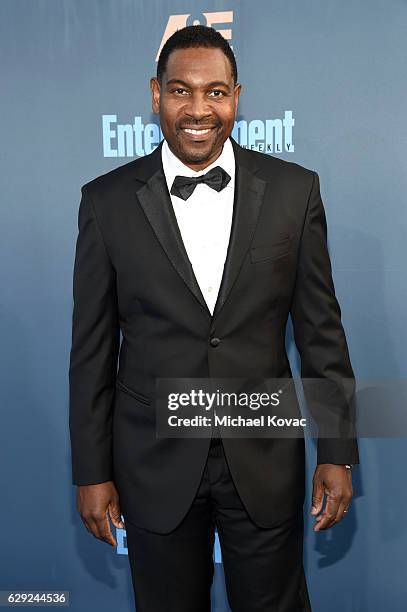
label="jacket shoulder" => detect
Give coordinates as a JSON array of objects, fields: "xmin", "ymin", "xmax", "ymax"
[
  {"xmin": 80, "ymin": 144, "xmax": 160, "ymax": 201},
  {"xmin": 244, "ymin": 146, "xmax": 316, "ymax": 181},
  {"xmin": 80, "ymin": 157, "xmax": 141, "ymax": 200}
]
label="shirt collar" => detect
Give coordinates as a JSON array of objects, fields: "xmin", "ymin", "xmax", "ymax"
[{"xmin": 161, "ymin": 136, "xmax": 235, "ymax": 196}]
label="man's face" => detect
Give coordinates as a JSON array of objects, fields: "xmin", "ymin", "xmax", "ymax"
[{"xmin": 151, "ymin": 46, "xmax": 241, "ymax": 171}]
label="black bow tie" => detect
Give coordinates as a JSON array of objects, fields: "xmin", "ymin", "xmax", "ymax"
[{"xmin": 170, "ymin": 165, "xmax": 231, "ymax": 201}]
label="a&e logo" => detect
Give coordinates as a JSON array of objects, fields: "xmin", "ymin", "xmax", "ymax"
[{"xmin": 156, "ymin": 10, "xmax": 233, "ymax": 61}]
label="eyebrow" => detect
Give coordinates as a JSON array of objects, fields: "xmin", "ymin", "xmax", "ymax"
[{"xmin": 165, "ymin": 78, "xmax": 231, "ymax": 91}]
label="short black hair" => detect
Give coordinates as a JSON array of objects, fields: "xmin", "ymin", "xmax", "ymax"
[{"xmin": 157, "ymin": 25, "xmax": 238, "ymax": 85}]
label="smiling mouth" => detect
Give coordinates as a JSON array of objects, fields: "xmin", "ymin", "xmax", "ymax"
[{"xmin": 180, "ymin": 126, "xmax": 217, "ymax": 139}]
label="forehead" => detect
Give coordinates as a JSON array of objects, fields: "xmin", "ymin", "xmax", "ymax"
[{"xmin": 164, "ymin": 47, "xmax": 233, "ymax": 85}]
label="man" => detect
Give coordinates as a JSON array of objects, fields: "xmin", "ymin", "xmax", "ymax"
[{"xmin": 69, "ymin": 25, "xmax": 359, "ymax": 612}]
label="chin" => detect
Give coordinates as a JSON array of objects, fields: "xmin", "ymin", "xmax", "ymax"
[
  {"xmin": 185, "ymin": 151, "xmax": 212, "ymax": 163},
  {"xmin": 178, "ymin": 145, "xmax": 214, "ymax": 164}
]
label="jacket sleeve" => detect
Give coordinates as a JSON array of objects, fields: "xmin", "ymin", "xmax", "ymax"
[
  {"xmin": 290, "ymin": 171, "xmax": 359, "ymax": 465},
  {"xmin": 68, "ymin": 185, "xmax": 120, "ymax": 485}
]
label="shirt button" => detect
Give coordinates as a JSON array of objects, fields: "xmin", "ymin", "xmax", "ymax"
[
  {"xmin": 210, "ymin": 337, "xmax": 221, "ymax": 347},
  {"xmin": 207, "ymin": 286, "xmax": 213, "ymax": 292}
]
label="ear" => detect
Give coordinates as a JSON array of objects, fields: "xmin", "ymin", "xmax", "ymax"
[
  {"xmin": 234, "ymin": 82, "xmax": 242, "ymax": 115},
  {"xmin": 150, "ymin": 77, "xmax": 161, "ymax": 114}
]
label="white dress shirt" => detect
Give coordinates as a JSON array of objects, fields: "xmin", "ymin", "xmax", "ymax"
[{"xmin": 161, "ymin": 137, "xmax": 236, "ymax": 314}]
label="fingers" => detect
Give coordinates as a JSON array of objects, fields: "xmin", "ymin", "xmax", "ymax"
[
  {"xmin": 331, "ymin": 474, "xmax": 353, "ymax": 526},
  {"xmin": 313, "ymin": 490, "xmax": 341, "ymax": 531},
  {"xmin": 76, "ymin": 482, "xmax": 122, "ymax": 546},
  {"xmin": 312, "ymin": 465, "xmax": 353, "ymax": 531},
  {"xmin": 332, "ymin": 499, "xmax": 351, "ymax": 525},
  {"xmin": 81, "ymin": 510, "xmax": 117, "ymax": 546},
  {"xmin": 313, "ymin": 486, "xmax": 353, "ymax": 531},
  {"xmin": 108, "ymin": 503, "xmax": 125, "ymax": 529},
  {"xmin": 311, "ymin": 478, "xmax": 325, "ymax": 516}
]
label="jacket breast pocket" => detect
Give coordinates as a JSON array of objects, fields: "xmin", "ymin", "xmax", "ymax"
[
  {"xmin": 250, "ymin": 235, "xmax": 293, "ymax": 264},
  {"xmin": 116, "ymin": 378, "xmax": 152, "ymax": 405}
]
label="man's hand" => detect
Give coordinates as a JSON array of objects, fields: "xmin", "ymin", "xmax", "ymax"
[
  {"xmin": 311, "ymin": 464, "xmax": 353, "ymax": 531},
  {"xmin": 76, "ymin": 481, "xmax": 124, "ymax": 546}
]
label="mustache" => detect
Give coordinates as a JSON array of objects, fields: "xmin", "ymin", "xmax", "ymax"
[{"xmin": 178, "ymin": 123, "xmax": 219, "ymax": 129}]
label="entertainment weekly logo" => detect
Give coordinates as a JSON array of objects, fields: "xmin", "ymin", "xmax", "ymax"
[{"xmin": 102, "ymin": 113, "xmax": 295, "ymax": 157}]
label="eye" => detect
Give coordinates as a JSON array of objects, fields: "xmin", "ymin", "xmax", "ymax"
[
  {"xmin": 209, "ymin": 89, "xmax": 225, "ymax": 97},
  {"xmin": 171, "ymin": 88, "xmax": 189, "ymax": 95}
]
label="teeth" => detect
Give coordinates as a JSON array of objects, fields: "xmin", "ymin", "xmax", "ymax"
[{"xmin": 183, "ymin": 128, "xmax": 212, "ymax": 135}]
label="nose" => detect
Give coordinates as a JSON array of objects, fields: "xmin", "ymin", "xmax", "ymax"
[{"xmin": 184, "ymin": 92, "xmax": 212, "ymax": 121}]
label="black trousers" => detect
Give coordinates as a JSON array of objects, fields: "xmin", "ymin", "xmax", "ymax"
[{"xmin": 123, "ymin": 436, "xmax": 312, "ymax": 612}]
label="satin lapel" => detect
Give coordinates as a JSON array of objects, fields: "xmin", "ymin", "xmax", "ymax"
[
  {"xmin": 133, "ymin": 138, "xmax": 267, "ymax": 322},
  {"xmin": 135, "ymin": 143, "xmax": 211, "ymax": 316},
  {"xmin": 211, "ymin": 139, "xmax": 267, "ymax": 322}
]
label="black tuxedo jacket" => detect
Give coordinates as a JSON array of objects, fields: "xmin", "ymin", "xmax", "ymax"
[{"xmin": 69, "ymin": 136, "xmax": 359, "ymax": 533}]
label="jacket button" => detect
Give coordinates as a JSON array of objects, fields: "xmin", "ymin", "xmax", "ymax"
[{"xmin": 210, "ymin": 337, "xmax": 221, "ymax": 347}]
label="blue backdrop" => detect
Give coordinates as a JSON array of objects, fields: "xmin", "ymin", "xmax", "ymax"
[{"xmin": 1, "ymin": 1, "xmax": 406, "ymax": 610}]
